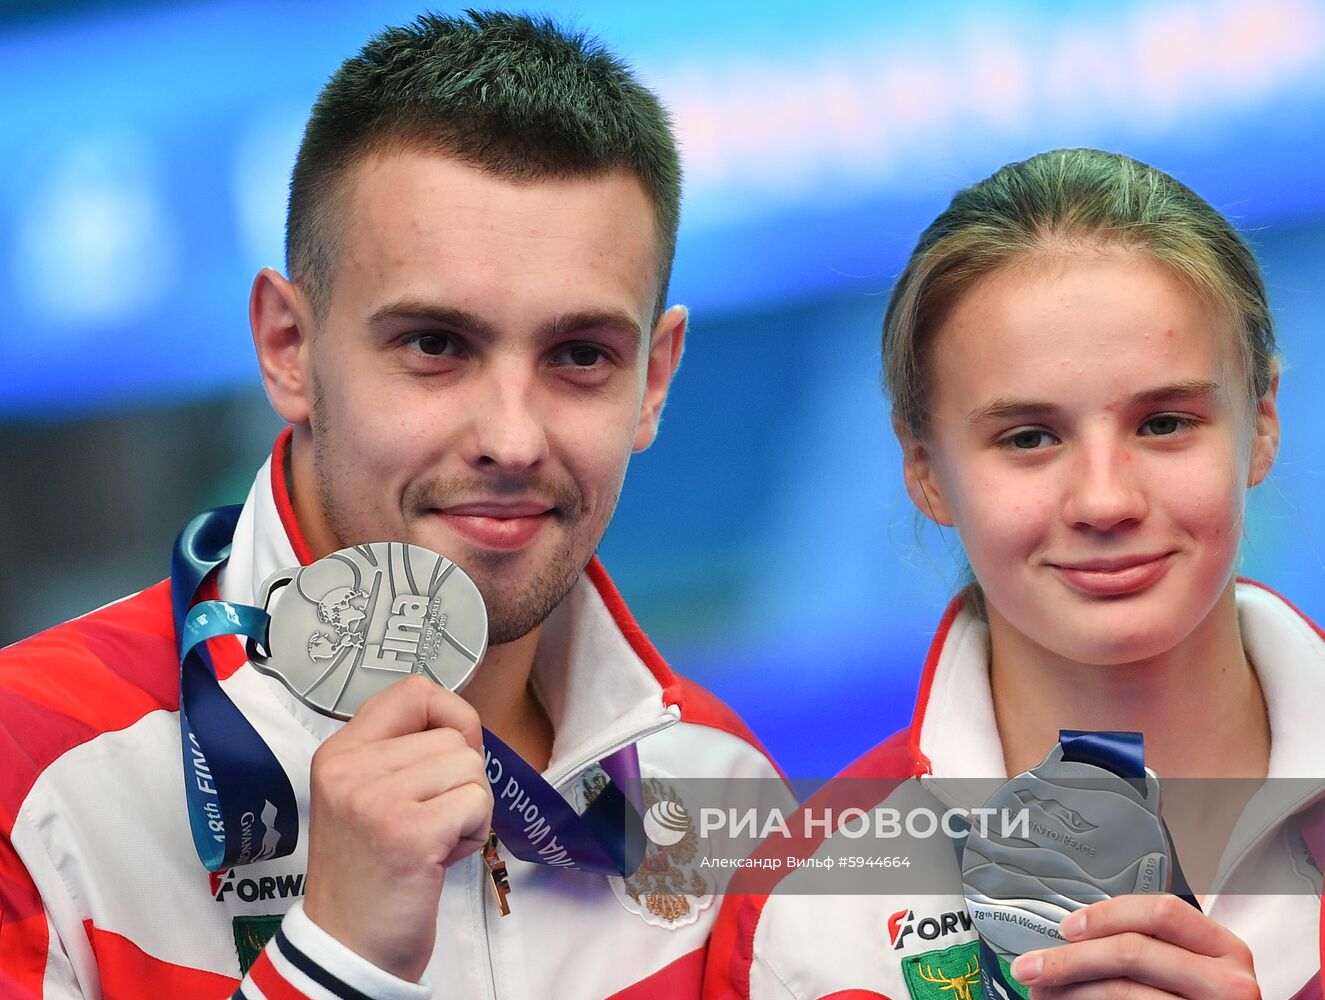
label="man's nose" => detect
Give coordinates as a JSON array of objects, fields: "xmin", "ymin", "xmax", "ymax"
[{"xmin": 463, "ymin": 362, "xmax": 549, "ymax": 475}]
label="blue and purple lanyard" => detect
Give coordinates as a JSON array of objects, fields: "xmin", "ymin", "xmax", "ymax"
[{"xmin": 172, "ymin": 504, "xmax": 644, "ymax": 876}]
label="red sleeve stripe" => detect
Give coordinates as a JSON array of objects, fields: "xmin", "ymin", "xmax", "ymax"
[
  {"xmin": 4, "ymin": 622, "xmax": 172, "ymax": 732},
  {"xmin": 247, "ymin": 948, "xmax": 314, "ymax": 1000},
  {"xmin": 262, "ymin": 927, "xmax": 379, "ymax": 1000}
]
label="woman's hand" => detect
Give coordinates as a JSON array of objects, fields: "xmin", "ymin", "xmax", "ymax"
[{"xmin": 1009, "ymin": 894, "xmax": 1259, "ymax": 999}]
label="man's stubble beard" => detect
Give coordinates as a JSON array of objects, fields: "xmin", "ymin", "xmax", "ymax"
[
  {"xmin": 309, "ymin": 371, "xmax": 609, "ymax": 647},
  {"xmin": 457, "ymin": 543, "xmax": 584, "ymax": 646}
]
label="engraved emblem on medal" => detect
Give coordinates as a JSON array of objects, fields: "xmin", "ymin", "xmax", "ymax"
[
  {"xmin": 249, "ymin": 542, "xmax": 488, "ymax": 718},
  {"xmin": 960, "ymin": 743, "xmax": 1172, "ymax": 994}
]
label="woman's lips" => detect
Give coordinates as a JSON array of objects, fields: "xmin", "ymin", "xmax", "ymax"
[{"xmin": 1051, "ymin": 553, "xmax": 1175, "ymax": 597}]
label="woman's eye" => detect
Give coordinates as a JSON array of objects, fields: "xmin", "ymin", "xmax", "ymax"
[
  {"xmin": 1139, "ymin": 414, "xmax": 1188, "ymax": 436},
  {"xmin": 1006, "ymin": 429, "xmax": 1055, "ymax": 450}
]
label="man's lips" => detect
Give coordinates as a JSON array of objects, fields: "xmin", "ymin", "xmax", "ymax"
[
  {"xmin": 1049, "ymin": 553, "xmax": 1175, "ymax": 597},
  {"xmin": 432, "ymin": 501, "xmax": 555, "ymax": 552}
]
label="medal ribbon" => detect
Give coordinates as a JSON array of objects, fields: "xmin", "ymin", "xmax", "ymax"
[
  {"xmin": 173, "ymin": 505, "xmax": 299, "ymax": 872},
  {"xmin": 1058, "ymin": 730, "xmax": 1146, "ymax": 786},
  {"xmin": 483, "ymin": 730, "xmax": 643, "ymax": 874},
  {"xmin": 173, "ymin": 506, "xmax": 644, "ymax": 876}
]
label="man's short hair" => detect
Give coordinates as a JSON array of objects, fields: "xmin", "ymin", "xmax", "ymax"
[{"xmin": 286, "ymin": 9, "xmax": 682, "ymax": 324}]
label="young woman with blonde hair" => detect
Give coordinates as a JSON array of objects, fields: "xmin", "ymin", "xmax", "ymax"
[{"xmin": 707, "ymin": 148, "xmax": 1321, "ymax": 1000}]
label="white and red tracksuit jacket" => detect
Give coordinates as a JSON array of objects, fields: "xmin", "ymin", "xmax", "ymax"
[
  {"xmin": 0, "ymin": 430, "xmax": 786, "ymax": 999},
  {"xmin": 705, "ymin": 583, "xmax": 1325, "ymax": 1000}
]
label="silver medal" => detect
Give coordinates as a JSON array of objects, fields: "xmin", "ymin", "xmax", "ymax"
[
  {"xmin": 249, "ymin": 542, "xmax": 488, "ymax": 718},
  {"xmin": 960, "ymin": 744, "xmax": 1171, "ymax": 984}
]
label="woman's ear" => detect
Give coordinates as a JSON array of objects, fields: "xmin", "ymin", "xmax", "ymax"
[
  {"xmin": 1248, "ymin": 372, "xmax": 1280, "ymax": 487},
  {"xmin": 895, "ymin": 417, "xmax": 954, "ymax": 527}
]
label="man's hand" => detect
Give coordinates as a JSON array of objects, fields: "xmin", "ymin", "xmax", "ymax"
[
  {"xmin": 302, "ymin": 675, "xmax": 493, "ymax": 982},
  {"xmin": 1009, "ymin": 895, "xmax": 1259, "ymax": 999}
]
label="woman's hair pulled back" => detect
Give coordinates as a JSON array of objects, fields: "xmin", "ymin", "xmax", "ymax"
[{"xmin": 883, "ymin": 147, "xmax": 1275, "ymax": 437}]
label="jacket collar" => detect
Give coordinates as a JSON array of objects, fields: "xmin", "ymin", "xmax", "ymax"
[
  {"xmin": 217, "ymin": 429, "xmax": 682, "ymax": 780},
  {"xmin": 909, "ymin": 580, "xmax": 1325, "ymax": 781}
]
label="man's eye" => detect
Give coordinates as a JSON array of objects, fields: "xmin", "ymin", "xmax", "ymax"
[
  {"xmin": 409, "ymin": 333, "xmax": 460, "ymax": 357},
  {"xmin": 557, "ymin": 344, "xmax": 606, "ymax": 367}
]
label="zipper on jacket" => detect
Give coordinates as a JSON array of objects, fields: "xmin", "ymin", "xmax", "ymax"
[{"xmin": 474, "ymin": 852, "xmax": 500, "ymax": 1000}]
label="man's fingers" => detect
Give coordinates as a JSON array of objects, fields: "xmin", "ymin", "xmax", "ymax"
[
  {"xmin": 315, "ymin": 726, "xmax": 478, "ymax": 785},
  {"xmin": 323, "ymin": 675, "xmax": 483, "ymax": 750},
  {"xmin": 416, "ymin": 781, "xmax": 496, "ymax": 866},
  {"xmin": 327, "ymin": 748, "xmax": 490, "ymax": 821},
  {"xmin": 366, "ymin": 779, "xmax": 494, "ymax": 864}
]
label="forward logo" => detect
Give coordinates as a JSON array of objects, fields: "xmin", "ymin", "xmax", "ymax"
[
  {"xmin": 888, "ymin": 906, "xmax": 974, "ymax": 951},
  {"xmin": 211, "ymin": 868, "xmax": 307, "ymax": 904}
]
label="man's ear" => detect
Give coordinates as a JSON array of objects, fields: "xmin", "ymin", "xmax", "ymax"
[
  {"xmin": 1248, "ymin": 371, "xmax": 1281, "ymax": 487},
  {"xmin": 895, "ymin": 417, "xmax": 954, "ymax": 527},
  {"xmin": 251, "ymin": 268, "xmax": 314, "ymax": 424},
  {"xmin": 633, "ymin": 304, "xmax": 687, "ymax": 452}
]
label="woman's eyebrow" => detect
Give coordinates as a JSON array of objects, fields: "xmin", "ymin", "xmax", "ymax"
[
  {"xmin": 968, "ymin": 380, "xmax": 1221, "ymax": 423},
  {"xmin": 968, "ymin": 398, "xmax": 1062, "ymax": 423},
  {"xmin": 1129, "ymin": 379, "xmax": 1221, "ymax": 406}
]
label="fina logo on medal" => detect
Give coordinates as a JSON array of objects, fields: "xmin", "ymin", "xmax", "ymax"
[{"xmin": 252, "ymin": 542, "xmax": 488, "ymax": 718}]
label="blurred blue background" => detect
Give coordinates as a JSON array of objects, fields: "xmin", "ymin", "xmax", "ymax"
[{"xmin": 2, "ymin": 0, "xmax": 1324, "ymax": 777}]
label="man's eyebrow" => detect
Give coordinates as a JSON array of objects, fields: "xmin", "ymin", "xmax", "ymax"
[
  {"xmin": 968, "ymin": 379, "xmax": 1222, "ymax": 423},
  {"xmin": 539, "ymin": 309, "xmax": 643, "ymax": 350},
  {"xmin": 367, "ymin": 302, "xmax": 643, "ymax": 350},
  {"xmin": 368, "ymin": 301, "xmax": 501, "ymax": 341}
]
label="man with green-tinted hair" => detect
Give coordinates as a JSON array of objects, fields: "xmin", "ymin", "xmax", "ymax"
[{"xmin": 0, "ymin": 11, "xmax": 783, "ymax": 998}]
